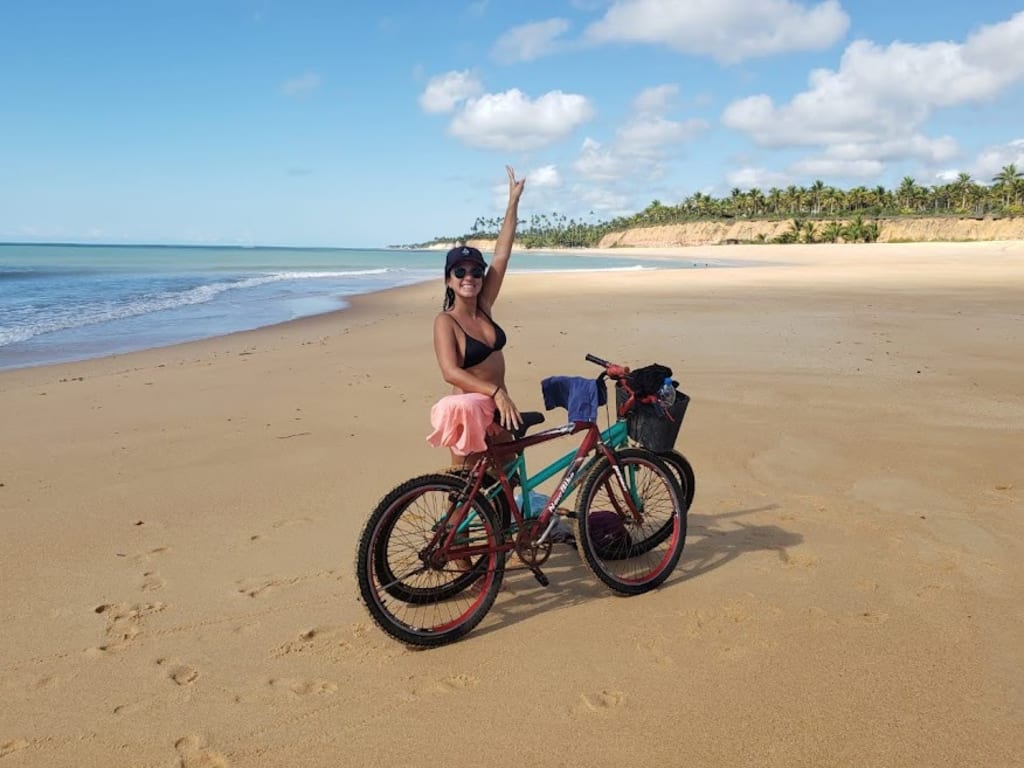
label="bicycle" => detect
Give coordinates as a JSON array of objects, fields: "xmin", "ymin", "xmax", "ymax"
[
  {"xmin": 445, "ymin": 359, "xmax": 694, "ymax": 557},
  {"xmin": 355, "ymin": 354, "xmax": 690, "ymax": 647}
]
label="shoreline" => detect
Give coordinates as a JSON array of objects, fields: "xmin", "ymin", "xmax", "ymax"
[
  {"xmin": 0, "ymin": 247, "xmax": 723, "ymax": 376},
  {"xmin": 4, "ymin": 240, "xmax": 1022, "ymax": 379}
]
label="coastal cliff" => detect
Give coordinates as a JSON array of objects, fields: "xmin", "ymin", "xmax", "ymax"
[
  {"xmin": 439, "ymin": 216, "xmax": 1024, "ymax": 251},
  {"xmin": 595, "ymin": 216, "xmax": 1024, "ymax": 248}
]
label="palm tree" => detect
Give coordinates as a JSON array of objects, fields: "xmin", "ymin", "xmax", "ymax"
[
  {"xmin": 954, "ymin": 172, "xmax": 975, "ymax": 212},
  {"xmin": 748, "ymin": 187, "xmax": 765, "ymax": 217},
  {"xmin": 992, "ymin": 164, "xmax": 1023, "ymax": 207},
  {"xmin": 820, "ymin": 221, "xmax": 843, "ymax": 243},
  {"xmin": 844, "ymin": 215, "xmax": 867, "ymax": 242},
  {"xmin": 801, "ymin": 220, "xmax": 818, "ymax": 243},
  {"xmin": 729, "ymin": 188, "xmax": 745, "ymax": 217},
  {"xmin": 898, "ymin": 176, "xmax": 918, "ymax": 212},
  {"xmin": 809, "ymin": 179, "xmax": 826, "ymax": 215}
]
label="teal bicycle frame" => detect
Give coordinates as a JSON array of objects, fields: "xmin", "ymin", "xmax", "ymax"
[{"xmin": 454, "ymin": 416, "xmax": 630, "ymax": 534}]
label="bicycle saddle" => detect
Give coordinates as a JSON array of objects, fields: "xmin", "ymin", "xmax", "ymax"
[{"xmin": 495, "ymin": 410, "xmax": 545, "ymax": 440}]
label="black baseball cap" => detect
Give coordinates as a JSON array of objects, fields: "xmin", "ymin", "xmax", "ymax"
[{"xmin": 445, "ymin": 246, "xmax": 487, "ymax": 278}]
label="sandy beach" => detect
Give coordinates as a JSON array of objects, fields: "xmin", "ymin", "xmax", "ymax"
[{"xmin": 1, "ymin": 241, "xmax": 1022, "ymax": 767}]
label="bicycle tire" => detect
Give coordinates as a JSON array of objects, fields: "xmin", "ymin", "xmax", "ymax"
[
  {"xmin": 658, "ymin": 449, "xmax": 695, "ymax": 510},
  {"xmin": 581, "ymin": 446, "xmax": 682, "ymax": 560},
  {"xmin": 356, "ymin": 473, "xmax": 506, "ymax": 647},
  {"xmin": 444, "ymin": 467, "xmax": 514, "ymax": 530},
  {"xmin": 575, "ymin": 449, "xmax": 685, "ymax": 595},
  {"xmin": 370, "ymin": 477, "xmax": 486, "ymax": 605},
  {"xmin": 616, "ymin": 448, "xmax": 695, "ymax": 554}
]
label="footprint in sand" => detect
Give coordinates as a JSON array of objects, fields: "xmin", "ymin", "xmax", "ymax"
[
  {"xmin": 413, "ymin": 673, "xmax": 480, "ymax": 696},
  {"xmin": 32, "ymin": 674, "xmax": 59, "ymax": 690},
  {"xmin": 234, "ymin": 569, "xmax": 339, "ymax": 599},
  {"xmin": 89, "ymin": 601, "xmax": 166, "ymax": 653},
  {"xmin": 271, "ymin": 625, "xmax": 350, "ymax": 658},
  {"xmin": 267, "ymin": 677, "xmax": 338, "ymax": 696},
  {"xmin": 174, "ymin": 734, "xmax": 229, "ymax": 768},
  {"xmin": 633, "ymin": 636, "xmax": 675, "ymax": 668},
  {"xmin": 234, "ymin": 577, "xmax": 289, "ymax": 599},
  {"xmin": 131, "ymin": 546, "xmax": 171, "ymax": 565},
  {"xmin": 141, "ymin": 571, "xmax": 166, "ymax": 592},
  {"xmin": 1, "ymin": 740, "xmax": 29, "ymax": 758},
  {"xmin": 576, "ymin": 689, "xmax": 627, "ymax": 713},
  {"xmin": 858, "ymin": 610, "xmax": 890, "ymax": 625},
  {"xmin": 271, "ymin": 516, "xmax": 314, "ymax": 530},
  {"xmin": 113, "ymin": 701, "xmax": 147, "ymax": 716},
  {"xmin": 157, "ymin": 658, "xmax": 199, "ymax": 686},
  {"xmin": 778, "ymin": 550, "xmax": 820, "ymax": 568}
]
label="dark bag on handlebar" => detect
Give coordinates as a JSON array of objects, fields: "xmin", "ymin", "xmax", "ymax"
[{"xmin": 624, "ymin": 363, "xmax": 673, "ymax": 398}]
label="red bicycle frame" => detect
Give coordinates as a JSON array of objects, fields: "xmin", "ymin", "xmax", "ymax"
[{"xmin": 427, "ymin": 419, "xmax": 642, "ymax": 563}]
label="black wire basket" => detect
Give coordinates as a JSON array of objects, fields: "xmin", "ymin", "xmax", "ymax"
[{"xmin": 615, "ymin": 383, "xmax": 689, "ymax": 452}]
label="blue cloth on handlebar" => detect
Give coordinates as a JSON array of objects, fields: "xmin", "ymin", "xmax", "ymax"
[{"xmin": 540, "ymin": 376, "xmax": 607, "ymax": 422}]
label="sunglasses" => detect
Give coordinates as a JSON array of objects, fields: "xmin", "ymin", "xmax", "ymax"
[{"xmin": 452, "ymin": 265, "xmax": 484, "ymax": 279}]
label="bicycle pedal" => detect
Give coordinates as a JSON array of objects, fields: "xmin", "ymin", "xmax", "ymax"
[{"xmin": 531, "ymin": 569, "xmax": 550, "ymax": 587}]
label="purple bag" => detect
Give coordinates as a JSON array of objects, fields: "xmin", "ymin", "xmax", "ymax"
[{"xmin": 587, "ymin": 511, "xmax": 633, "ymax": 558}]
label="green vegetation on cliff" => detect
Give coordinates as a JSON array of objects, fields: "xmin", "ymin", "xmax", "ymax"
[{"xmin": 406, "ymin": 164, "xmax": 1024, "ymax": 249}]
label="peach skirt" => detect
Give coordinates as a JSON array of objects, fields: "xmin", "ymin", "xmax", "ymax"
[{"xmin": 426, "ymin": 393, "xmax": 498, "ymax": 456}]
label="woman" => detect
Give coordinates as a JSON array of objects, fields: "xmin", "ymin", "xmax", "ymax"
[{"xmin": 428, "ymin": 166, "xmax": 525, "ymax": 462}]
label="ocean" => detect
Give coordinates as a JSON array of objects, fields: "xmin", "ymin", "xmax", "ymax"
[{"xmin": 0, "ymin": 243, "xmax": 709, "ymax": 371}]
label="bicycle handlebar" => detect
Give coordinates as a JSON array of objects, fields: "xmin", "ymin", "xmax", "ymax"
[{"xmin": 585, "ymin": 353, "xmax": 629, "ymax": 379}]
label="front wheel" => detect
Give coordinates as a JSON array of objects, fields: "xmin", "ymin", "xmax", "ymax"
[
  {"xmin": 621, "ymin": 448, "xmax": 695, "ymax": 554},
  {"xmin": 575, "ymin": 449, "xmax": 685, "ymax": 595},
  {"xmin": 355, "ymin": 473, "xmax": 505, "ymax": 647}
]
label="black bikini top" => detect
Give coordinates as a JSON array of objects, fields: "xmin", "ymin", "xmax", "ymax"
[{"xmin": 447, "ymin": 310, "xmax": 507, "ymax": 369}]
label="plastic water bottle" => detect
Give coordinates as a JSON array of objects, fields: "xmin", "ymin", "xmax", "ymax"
[{"xmin": 657, "ymin": 376, "xmax": 676, "ymax": 408}]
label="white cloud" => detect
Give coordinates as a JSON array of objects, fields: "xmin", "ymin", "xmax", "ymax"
[
  {"xmin": 281, "ymin": 72, "xmax": 321, "ymax": 97},
  {"xmin": 419, "ymin": 70, "xmax": 484, "ymax": 114},
  {"xmin": 448, "ymin": 89, "xmax": 594, "ymax": 151},
  {"xmin": 973, "ymin": 138, "xmax": 1024, "ymax": 182},
  {"xmin": 934, "ymin": 169, "xmax": 963, "ymax": 183},
  {"xmin": 721, "ymin": 12, "xmax": 1024, "ymax": 180},
  {"xmin": 789, "ymin": 156, "xmax": 885, "ymax": 178},
  {"xmin": 574, "ymin": 84, "xmax": 709, "ymax": 181},
  {"xmin": 725, "ymin": 166, "xmax": 792, "ymax": 190},
  {"xmin": 723, "ymin": 13, "xmax": 1024, "ymax": 149},
  {"xmin": 570, "ymin": 182, "xmax": 633, "ymax": 216},
  {"xmin": 492, "ymin": 18, "xmax": 571, "ymax": 63},
  {"xmin": 618, "ymin": 115, "xmax": 708, "ymax": 157},
  {"xmin": 584, "ymin": 0, "xmax": 849, "ymax": 63},
  {"xmin": 632, "ymin": 84, "xmax": 678, "ymax": 113},
  {"xmin": 573, "ymin": 137, "xmax": 633, "ymax": 181},
  {"xmin": 527, "ymin": 165, "xmax": 563, "ymax": 188}
]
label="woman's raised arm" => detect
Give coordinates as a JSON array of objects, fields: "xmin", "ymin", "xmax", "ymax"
[{"xmin": 479, "ymin": 166, "xmax": 525, "ymax": 310}]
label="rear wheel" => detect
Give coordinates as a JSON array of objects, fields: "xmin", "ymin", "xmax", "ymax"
[
  {"xmin": 575, "ymin": 449, "xmax": 685, "ymax": 595},
  {"xmin": 658, "ymin": 449, "xmax": 695, "ymax": 511},
  {"xmin": 356, "ymin": 473, "xmax": 505, "ymax": 647}
]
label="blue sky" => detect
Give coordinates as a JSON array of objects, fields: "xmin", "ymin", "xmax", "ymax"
[{"xmin": 2, "ymin": 1, "xmax": 1023, "ymax": 248}]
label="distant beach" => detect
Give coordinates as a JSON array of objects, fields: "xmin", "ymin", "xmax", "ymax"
[{"xmin": 0, "ymin": 243, "xmax": 710, "ymax": 371}]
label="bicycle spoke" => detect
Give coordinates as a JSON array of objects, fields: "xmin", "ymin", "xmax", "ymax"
[
  {"xmin": 575, "ymin": 450, "xmax": 686, "ymax": 595},
  {"xmin": 356, "ymin": 474, "xmax": 506, "ymax": 647}
]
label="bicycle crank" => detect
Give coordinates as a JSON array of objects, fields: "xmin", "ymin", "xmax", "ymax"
[{"xmin": 515, "ymin": 519, "xmax": 553, "ymax": 568}]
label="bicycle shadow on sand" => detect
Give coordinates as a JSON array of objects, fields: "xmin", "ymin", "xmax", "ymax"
[
  {"xmin": 468, "ymin": 502, "xmax": 801, "ymax": 641},
  {"xmin": 681, "ymin": 503, "xmax": 802, "ymax": 582}
]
